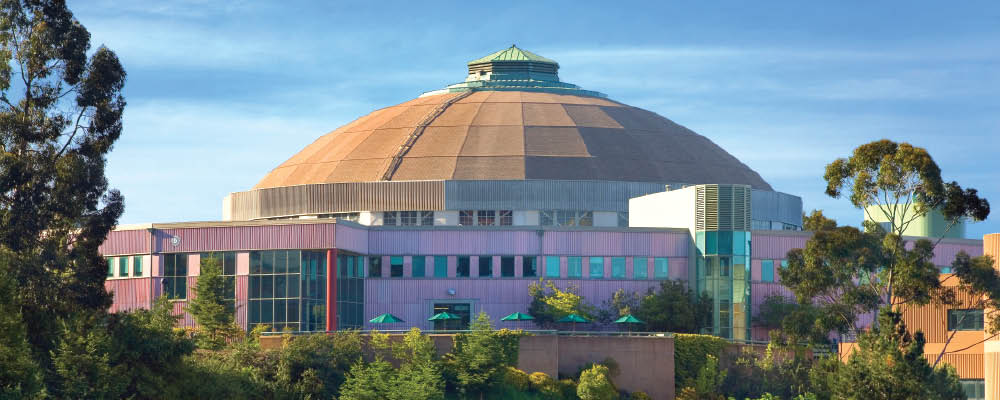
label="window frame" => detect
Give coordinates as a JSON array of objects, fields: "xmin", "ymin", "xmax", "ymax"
[
  {"xmin": 500, "ymin": 256, "xmax": 515, "ymax": 277},
  {"xmin": 434, "ymin": 256, "xmax": 448, "ymax": 278},
  {"xmin": 478, "ymin": 256, "xmax": 493, "ymax": 278},
  {"xmin": 545, "ymin": 256, "xmax": 561, "ymax": 278},
  {"xmin": 633, "ymin": 257, "xmax": 648, "ymax": 279},
  {"xmin": 412, "ymin": 256, "xmax": 426, "ymax": 278},
  {"xmin": 568, "ymin": 257, "xmax": 582, "ymax": 278},
  {"xmin": 947, "ymin": 309, "xmax": 984, "ymax": 331},
  {"xmin": 133, "ymin": 255, "xmax": 143, "ymax": 276},
  {"xmin": 589, "ymin": 257, "xmax": 604, "ymax": 279},
  {"xmin": 653, "ymin": 258, "xmax": 669, "ymax": 280}
]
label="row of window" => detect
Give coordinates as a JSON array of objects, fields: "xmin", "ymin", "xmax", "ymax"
[
  {"xmin": 367, "ymin": 256, "xmax": 672, "ymax": 280},
  {"xmin": 106, "ymin": 256, "xmax": 143, "ymax": 278},
  {"xmin": 383, "ymin": 211, "xmax": 434, "ymax": 226},
  {"xmin": 540, "ymin": 210, "xmax": 593, "ymax": 227},
  {"xmin": 459, "ymin": 210, "xmax": 513, "ymax": 226}
]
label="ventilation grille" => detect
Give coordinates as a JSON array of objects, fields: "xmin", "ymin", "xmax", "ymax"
[{"xmin": 696, "ymin": 184, "xmax": 751, "ymax": 231}]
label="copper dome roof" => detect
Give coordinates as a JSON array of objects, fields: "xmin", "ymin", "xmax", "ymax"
[{"xmin": 254, "ymin": 90, "xmax": 771, "ymax": 191}]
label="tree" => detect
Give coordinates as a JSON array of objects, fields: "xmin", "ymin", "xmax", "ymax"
[
  {"xmin": 186, "ymin": 254, "xmax": 237, "ymax": 349},
  {"xmin": 0, "ymin": 251, "xmax": 42, "ymax": 398},
  {"xmin": 444, "ymin": 312, "xmax": 514, "ymax": 399},
  {"xmin": 634, "ymin": 280, "xmax": 713, "ymax": 333},
  {"xmin": 0, "ymin": 0, "xmax": 126, "ymax": 387},
  {"xmin": 676, "ymin": 354, "xmax": 726, "ymax": 400},
  {"xmin": 388, "ymin": 328, "xmax": 445, "ymax": 400},
  {"xmin": 576, "ymin": 364, "xmax": 617, "ymax": 400},
  {"xmin": 528, "ymin": 279, "xmax": 595, "ymax": 327},
  {"xmin": 835, "ymin": 309, "xmax": 964, "ymax": 400}
]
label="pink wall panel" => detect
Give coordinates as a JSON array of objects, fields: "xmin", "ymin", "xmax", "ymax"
[
  {"xmin": 368, "ymin": 230, "xmax": 540, "ymax": 255},
  {"xmin": 105, "ymin": 278, "xmax": 153, "ymax": 313},
  {"xmin": 669, "ymin": 257, "xmax": 687, "ymax": 280},
  {"xmin": 100, "ymin": 229, "xmax": 152, "ymax": 256},
  {"xmin": 236, "ymin": 275, "xmax": 248, "ymax": 329},
  {"xmin": 154, "ymin": 223, "xmax": 336, "ymax": 253},
  {"xmin": 236, "ymin": 252, "xmax": 249, "ymax": 275},
  {"xmin": 750, "ymin": 259, "xmax": 762, "ymax": 281},
  {"xmin": 542, "ymin": 231, "xmax": 687, "ymax": 257},
  {"xmin": 514, "ymin": 256, "xmax": 524, "ymax": 278},
  {"xmin": 335, "ymin": 224, "xmax": 369, "ymax": 254},
  {"xmin": 171, "ymin": 300, "xmax": 196, "ymax": 328},
  {"xmin": 750, "ymin": 282, "xmax": 794, "ymax": 317},
  {"xmin": 751, "ymin": 233, "xmax": 809, "ymax": 259},
  {"xmin": 926, "ymin": 242, "xmax": 982, "ymax": 266}
]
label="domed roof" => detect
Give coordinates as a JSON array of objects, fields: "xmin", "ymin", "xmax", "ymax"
[{"xmin": 254, "ymin": 47, "xmax": 772, "ymax": 191}]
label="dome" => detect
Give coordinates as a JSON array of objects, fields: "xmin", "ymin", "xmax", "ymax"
[{"xmin": 255, "ymin": 45, "xmax": 770, "ymax": 191}]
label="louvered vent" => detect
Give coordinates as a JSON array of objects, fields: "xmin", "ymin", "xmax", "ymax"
[{"xmin": 696, "ymin": 184, "xmax": 751, "ymax": 231}]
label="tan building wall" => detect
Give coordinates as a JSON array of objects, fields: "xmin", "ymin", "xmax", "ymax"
[{"xmin": 985, "ymin": 234, "xmax": 999, "ymax": 400}]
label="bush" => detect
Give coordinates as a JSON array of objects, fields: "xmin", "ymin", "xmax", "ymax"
[
  {"xmin": 674, "ymin": 334, "xmax": 728, "ymax": 388},
  {"xmin": 504, "ymin": 367, "xmax": 531, "ymax": 391},
  {"xmin": 577, "ymin": 364, "xmax": 617, "ymax": 400},
  {"xmin": 628, "ymin": 391, "xmax": 651, "ymax": 400},
  {"xmin": 529, "ymin": 372, "xmax": 561, "ymax": 399},
  {"xmin": 558, "ymin": 379, "xmax": 578, "ymax": 400}
]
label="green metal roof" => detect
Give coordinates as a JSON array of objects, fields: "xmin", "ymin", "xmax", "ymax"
[{"xmin": 468, "ymin": 45, "xmax": 558, "ymax": 65}]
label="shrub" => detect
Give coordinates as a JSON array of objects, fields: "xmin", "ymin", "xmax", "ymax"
[
  {"xmin": 628, "ymin": 391, "xmax": 652, "ymax": 400},
  {"xmin": 577, "ymin": 364, "xmax": 617, "ymax": 400},
  {"xmin": 674, "ymin": 334, "xmax": 728, "ymax": 388},
  {"xmin": 504, "ymin": 367, "xmax": 531, "ymax": 391},
  {"xmin": 558, "ymin": 378, "xmax": 578, "ymax": 400},
  {"xmin": 529, "ymin": 372, "xmax": 561, "ymax": 399}
]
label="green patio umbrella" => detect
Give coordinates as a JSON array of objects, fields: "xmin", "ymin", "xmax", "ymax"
[
  {"xmin": 613, "ymin": 314, "xmax": 644, "ymax": 335},
  {"xmin": 500, "ymin": 312, "xmax": 535, "ymax": 321},
  {"xmin": 369, "ymin": 313, "xmax": 405, "ymax": 324},
  {"xmin": 428, "ymin": 312, "xmax": 461, "ymax": 331},
  {"xmin": 557, "ymin": 313, "xmax": 590, "ymax": 332}
]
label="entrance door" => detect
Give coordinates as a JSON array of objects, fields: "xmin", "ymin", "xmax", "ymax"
[{"xmin": 432, "ymin": 303, "xmax": 471, "ymax": 330}]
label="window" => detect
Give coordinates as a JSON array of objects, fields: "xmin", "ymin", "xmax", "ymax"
[
  {"xmin": 477, "ymin": 210, "xmax": 495, "ymax": 226},
  {"xmin": 412, "ymin": 256, "xmax": 426, "ymax": 278},
  {"xmin": 568, "ymin": 257, "xmax": 582, "ymax": 278},
  {"xmin": 457, "ymin": 256, "xmax": 470, "ymax": 277},
  {"xmin": 118, "ymin": 256, "xmax": 129, "ymax": 277},
  {"xmin": 421, "ymin": 211, "xmax": 434, "ymax": 226},
  {"xmin": 589, "ymin": 257, "xmax": 604, "ymax": 279},
  {"xmin": 720, "ymin": 257, "xmax": 731, "ymax": 277},
  {"xmin": 202, "ymin": 252, "xmax": 237, "ymax": 302},
  {"xmin": 522, "ymin": 257, "xmax": 537, "ymax": 277},
  {"xmin": 761, "ymin": 260, "xmax": 774, "ymax": 282},
  {"xmin": 478, "ymin": 256, "xmax": 493, "ymax": 278},
  {"xmin": 578, "ymin": 211, "xmax": 593, "ymax": 227},
  {"xmin": 960, "ymin": 379, "xmax": 985, "ymax": 400},
  {"xmin": 719, "ymin": 299, "xmax": 731, "ymax": 338},
  {"xmin": 654, "ymin": 258, "xmax": 669, "ymax": 279},
  {"xmin": 617, "ymin": 212, "xmax": 629, "ymax": 227},
  {"xmin": 107, "ymin": 258, "xmax": 113, "ymax": 277},
  {"xmin": 317, "ymin": 212, "xmax": 360, "ymax": 222},
  {"xmin": 540, "ymin": 210, "xmax": 554, "ymax": 226},
  {"xmin": 540, "ymin": 210, "xmax": 596, "ymax": 226},
  {"xmin": 249, "ymin": 250, "xmax": 322, "ymax": 332},
  {"xmin": 399, "ymin": 211, "xmax": 417, "ymax": 226},
  {"xmin": 939, "ymin": 265, "xmax": 953, "ymax": 274},
  {"xmin": 133, "ymin": 255, "xmax": 143, "ymax": 276},
  {"xmin": 459, "ymin": 210, "xmax": 474, "ymax": 226},
  {"xmin": 369, "ymin": 256, "xmax": 382, "ymax": 277},
  {"xmin": 780, "ymin": 260, "xmax": 788, "ymax": 269},
  {"xmin": 948, "ymin": 309, "xmax": 984, "ymax": 331},
  {"xmin": 545, "ymin": 256, "xmax": 561, "ymax": 278},
  {"xmin": 633, "ymin": 257, "xmax": 648, "ymax": 279},
  {"xmin": 434, "ymin": 256, "xmax": 448, "ymax": 277},
  {"xmin": 383, "ymin": 211, "xmax": 434, "ymax": 226},
  {"xmin": 384, "ymin": 212, "xmax": 396, "ymax": 226},
  {"xmin": 501, "ymin": 256, "xmax": 515, "ymax": 277},
  {"xmin": 163, "ymin": 253, "xmax": 188, "ymax": 299},
  {"xmin": 611, "ymin": 257, "xmax": 625, "ymax": 279},
  {"xmin": 499, "ymin": 210, "xmax": 513, "ymax": 226},
  {"xmin": 557, "ymin": 210, "xmax": 574, "ymax": 226},
  {"xmin": 390, "ymin": 256, "xmax": 403, "ymax": 277}
]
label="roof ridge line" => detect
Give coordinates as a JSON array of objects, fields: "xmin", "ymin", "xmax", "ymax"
[{"xmin": 380, "ymin": 90, "xmax": 476, "ymax": 180}]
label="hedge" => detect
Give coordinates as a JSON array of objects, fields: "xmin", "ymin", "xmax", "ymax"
[{"xmin": 674, "ymin": 333, "xmax": 728, "ymax": 389}]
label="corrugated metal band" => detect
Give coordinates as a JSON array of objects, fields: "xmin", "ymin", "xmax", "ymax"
[
  {"xmin": 444, "ymin": 180, "xmax": 667, "ymax": 212},
  {"xmin": 228, "ymin": 181, "xmax": 446, "ymax": 220}
]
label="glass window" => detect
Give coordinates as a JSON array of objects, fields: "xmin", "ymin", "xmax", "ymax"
[
  {"xmin": 545, "ymin": 256, "xmax": 561, "ymax": 278},
  {"xmin": 399, "ymin": 211, "xmax": 417, "ymax": 226},
  {"xmin": 501, "ymin": 256, "xmax": 515, "ymax": 277},
  {"xmin": 133, "ymin": 255, "xmax": 143, "ymax": 276},
  {"xmin": 118, "ymin": 256, "xmax": 128, "ymax": 277},
  {"xmin": 384, "ymin": 211, "xmax": 397, "ymax": 226},
  {"xmin": 720, "ymin": 257, "xmax": 731, "ymax": 277},
  {"xmin": 706, "ymin": 231, "xmax": 718, "ymax": 255},
  {"xmin": 568, "ymin": 257, "xmax": 582, "ymax": 278},
  {"xmin": 477, "ymin": 210, "xmax": 495, "ymax": 226},
  {"xmin": 718, "ymin": 231, "xmax": 733, "ymax": 255},
  {"xmin": 960, "ymin": 379, "xmax": 985, "ymax": 400},
  {"xmin": 522, "ymin": 257, "xmax": 537, "ymax": 277},
  {"xmin": 617, "ymin": 212, "xmax": 629, "ymax": 227},
  {"xmin": 459, "ymin": 210, "xmax": 474, "ymax": 226},
  {"xmin": 499, "ymin": 210, "xmax": 513, "ymax": 226},
  {"xmin": 390, "ymin": 256, "xmax": 403, "ymax": 277},
  {"xmin": 557, "ymin": 210, "xmax": 575, "ymax": 226},
  {"xmin": 734, "ymin": 231, "xmax": 746, "ymax": 256},
  {"xmin": 578, "ymin": 211, "xmax": 593, "ymax": 227},
  {"xmin": 654, "ymin": 258, "xmax": 669, "ymax": 279},
  {"xmin": 696, "ymin": 232, "xmax": 705, "ymax": 254},
  {"xmin": 478, "ymin": 256, "xmax": 493, "ymax": 278},
  {"xmin": 611, "ymin": 257, "xmax": 625, "ymax": 279},
  {"xmin": 540, "ymin": 210, "xmax": 554, "ymax": 226},
  {"xmin": 412, "ymin": 256, "xmax": 425, "ymax": 278},
  {"xmin": 163, "ymin": 254, "xmax": 188, "ymax": 299},
  {"xmin": 107, "ymin": 258, "xmax": 113, "ymax": 277},
  {"xmin": 421, "ymin": 211, "xmax": 434, "ymax": 226},
  {"xmin": 434, "ymin": 256, "xmax": 448, "ymax": 277},
  {"xmin": 948, "ymin": 309, "xmax": 984, "ymax": 331},
  {"xmin": 780, "ymin": 260, "xmax": 788, "ymax": 269},
  {"xmin": 633, "ymin": 257, "xmax": 648, "ymax": 279},
  {"xmin": 761, "ymin": 260, "xmax": 774, "ymax": 282},
  {"xmin": 589, "ymin": 257, "xmax": 604, "ymax": 279},
  {"xmin": 250, "ymin": 251, "xmax": 261, "ymax": 274},
  {"xmin": 369, "ymin": 256, "xmax": 382, "ymax": 277},
  {"xmin": 457, "ymin": 256, "xmax": 470, "ymax": 277}
]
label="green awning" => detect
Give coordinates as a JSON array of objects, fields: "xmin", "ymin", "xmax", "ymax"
[
  {"xmin": 501, "ymin": 312, "xmax": 535, "ymax": 321},
  {"xmin": 557, "ymin": 314, "xmax": 590, "ymax": 323},
  {"xmin": 428, "ymin": 312, "xmax": 461, "ymax": 321},
  {"xmin": 369, "ymin": 313, "xmax": 405, "ymax": 324},
  {"xmin": 613, "ymin": 314, "xmax": 644, "ymax": 324}
]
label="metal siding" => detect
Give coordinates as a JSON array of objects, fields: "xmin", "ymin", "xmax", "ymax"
[
  {"xmin": 935, "ymin": 353, "xmax": 982, "ymax": 379},
  {"xmin": 154, "ymin": 224, "xmax": 337, "ymax": 252},
  {"xmin": 369, "ymin": 229, "xmax": 540, "ymax": 255},
  {"xmin": 99, "ymin": 229, "xmax": 152, "ymax": 255},
  {"xmin": 236, "ymin": 275, "xmax": 248, "ymax": 329},
  {"xmin": 542, "ymin": 231, "xmax": 687, "ymax": 257},
  {"xmin": 902, "ymin": 290, "xmax": 981, "ymax": 343},
  {"xmin": 750, "ymin": 282, "xmax": 794, "ymax": 317},
  {"xmin": 229, "ymin": 181, "xmax": 446, "ymax": 220},
  {"xmin": 105, "ymin": 278, "xmax": 153, "ymax": 313},
  {"xmin": 444, "ymin": 180, "xmax": 668, "ymax": 212},
  {"xmin": 336, "ymin": 224, "xmax": 370, "ymax": 254},
  {"xmin": 751, "ymin": 233, "xmax": 809, "ymax": 259},
  {"xmin": 928, "ymin": 242, "xmax": 983, "ymax": 266}
]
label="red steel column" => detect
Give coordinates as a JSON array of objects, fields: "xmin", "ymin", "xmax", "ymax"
[{"xmin": 326, "ymin": 249, "xmax": 338, "ymax": 332}]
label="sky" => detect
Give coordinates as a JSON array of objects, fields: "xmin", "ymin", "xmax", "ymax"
[{"xmin": 68, "ymin": 1, "xmax": 1000, "ymax": 238}]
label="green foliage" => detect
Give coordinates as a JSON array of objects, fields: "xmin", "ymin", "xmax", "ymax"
[
  {"xmin": 0, "ymin": 0, "xmax": 127, "ymax": 390},
  {"xmin": 628, "ymin": 392, "xmax": 651, "ymax": 400},
  {"xmin": 0, "ymin": 256, "xmax": 42, "ymax": 398},
  {"xmin": 504, "ymin": 367, "xmax": 531, "ymax": 392},
  {"xmin": 529, "ymin": 279, "xmax": 596, "ymax": 327},
  {"xmin": 753, "ymin": 296, "xmax": 828, "ymax": 345},
  {"xmin": 577, "ymin": 364, "xmax": 617, "ymax": 400},
  {"xmin": 721, "ymin": 343, "xmax": 814, "ymax": 400},
  {"xmin": 528, "ymin": 372, "xmax": 562, "ymax": 399},
  {"xmin": 186, "ymin": 254, "xmax": 238, "ymax": 349},
  {"xmin": 50, "ymin": 315, "xmax": 124, "ymax": 399},
  {"xmin": 634, "ymin": 280, "xmax": 713, "ymax": 333},
  {"xmin": 674, "ymin": 334, "xmax": 728, "ymax": 389},
  {"xmin": 596, "ymin": 288, "xmax": 640, "ymax": 323},
  {"xmin": 276, "ymin": 330, "xmax": 363, "ymax": 399},
  {"xmin": 835, "ymin": 308, "xmax": 965, "ymax": 400},
  {"xmin": 340, "ymin": 358, "xmax": 396, "ymax": 400},
  {"xmin": 558, "ymin": 379, "xmax": 578, "ymax": 400},
  {"xmin": 445, "ymin": 312, "xmax": 520, "ymax": 397},
  {"xmin": 677, "ymin": 354, "xmax": 726, "ymax": 400},
  {"xmin": 802, "ymin": 210, "xmax": 838, "ymax": 232}
]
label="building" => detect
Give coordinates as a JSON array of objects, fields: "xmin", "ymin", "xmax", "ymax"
[{"xmin": 99, "ymin": 46, "xmax": 991, "ymax": 397}]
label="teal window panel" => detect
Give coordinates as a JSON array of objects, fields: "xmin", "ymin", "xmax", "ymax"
[
  {"xmin": 545, "ymin": 256, "xmax": 561, "ymax": 278},
  {"xmin": 589, "ymin": 257, "xmax": 604, "ymax": 279},
  {"xmin": 412, "ymin": 256, "xmax": 425, "ymax": 278},
  {"xmin": 762, "ymin": 260, "xmax": 774, "ymax": 282},
  {"xmin": 107, "ymin": 258, "xmax": 113, "ymax": 277},
  {"xmin": 734, "ymin": 231, "xmax": 746, "ymax": 255},
  {"xmin": 568, "ymin": 257, "xmax": 582, "ymax": 278},
  {"xmin": 133, "ymin": 255, "xmax": 142, "ymax": 276},
  {"xmin": 719, "ymin": 231, "xmax": 733, "ymax": 255},
  {"xmin": 706, "ymin": 231, "xmax": 718, "ymax": 255},
  {"xmin": 611, "ymin": 257, "xmax": 626, "ymax": 279},
  {"xmin": 696, "ymin": 231, "xmax": 705, "ymax": 254},
  {"xmin": 633, "ymin": 257, "xmax": 648, "ymax": 279},
  {"xmin": 501, "ymin": 256, "xmax": 515, "ymax": 277},
  {"xmin": 948, "ymin": 309, "xmax": 984, "ymax": 331},
  {"xmin": 390, "ymin": 256, "xmax": 403, "ymax": 277},
  {"xmin": 780, "ymin": 260, "xmax": 788, "ymax": 269},
  {"xmin": 654, "ymin": 258, "xmax": 669, "ymax": 279},
  {"xmin": 118, "ymin": 256, "xmax": 128, "ymax": 277},
  {"xmin": 434, "ymin": 256, "xmax": 448, "ymax": 277}
]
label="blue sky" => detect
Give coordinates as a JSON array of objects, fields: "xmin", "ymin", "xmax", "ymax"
[{"xmin": 70, "ymin": 1, "xmax": 1000, "ymax": 238}]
